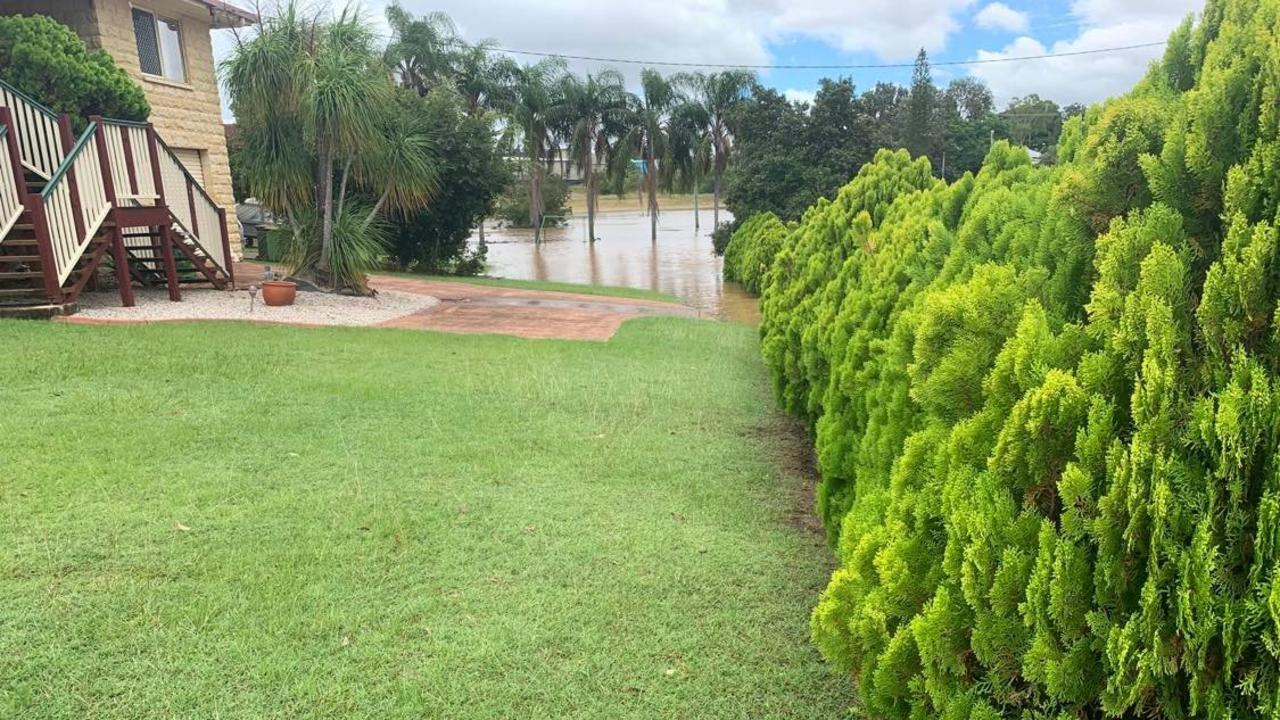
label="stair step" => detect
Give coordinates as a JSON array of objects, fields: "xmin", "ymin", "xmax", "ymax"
[
  {"xmin": 0, "ymin": 254, "xmax": 42, "ymax": 263},
  {"xmin": 0, "ymin": 288, "xmax": 46, "ymax": 297},
  {"xmin": 0, "ymin": 271, "xmax": 44, "ymax": 279}
]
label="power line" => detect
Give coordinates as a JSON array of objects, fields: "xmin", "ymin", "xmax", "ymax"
[{"xmin": 491, "ymin": 41, "xmax": 1167, "ymax": 70}]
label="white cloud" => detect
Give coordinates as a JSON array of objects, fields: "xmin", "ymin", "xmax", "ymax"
[
  {"xmin": 969, "ymin": 0, "xmax": 1205, "ymax": 107},
  {"xmin": 974, "ymin": 3, "xmax": 1029, "ymax": 33},
  {"xmin": 783, "ymin": 88, "xmax": 817, "ymax": 105},
  {"xmin": 761, "ymin": 0, "xmax": 976, "ymax": 60}
]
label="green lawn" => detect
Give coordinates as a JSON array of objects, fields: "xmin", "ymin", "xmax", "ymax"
[{"xmin": 0, "ymin": 317, "xmax": 850, "ymax": 718}]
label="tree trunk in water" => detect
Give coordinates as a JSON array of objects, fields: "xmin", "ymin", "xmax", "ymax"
[
  {"xmin": 713, "ymin": 171, "xmax": 721, "ymax": 230},
  {"xmin": 693, "ymin": 170, "xmax": 700, "ymax": 230},
  {"xmin": 647, "ymin": 155, "xmax": 658, "ymax": 242},
  {"xmin": 478, "ymin": 220, "xmax": 485, "ymax": 243},
  {"xmin": 585, "ymin": 149, "xmax": 597, "ymax": 242}
]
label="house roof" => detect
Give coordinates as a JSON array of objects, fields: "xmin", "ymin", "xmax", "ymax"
[{"xmin": 194, "ymin": 0, "xmax": 259, "ymax": 29}]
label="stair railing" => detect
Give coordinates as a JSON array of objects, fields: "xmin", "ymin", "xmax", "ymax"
[
  {"xmin": 98, "ymin": 118, "xmax": 158, "ymax": 206},
  {"xmin": 37, "ymin": 120, "xmax": 112, "ymax": 286},
  {"xmin": 0, "ymin": 118, "xmax": 24, "ymax": 241},
  {"xmin": 0, "ymin": 79, "xmax": 65, "ymax": 179},
  {"xmin": 154, "ymin": 134, "xmax": 231, "ymax": 278}
]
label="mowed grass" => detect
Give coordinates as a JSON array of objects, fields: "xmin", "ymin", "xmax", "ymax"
[{"xmin": 0, "ymin": 317, "xmax": 851, "ymax": 718}]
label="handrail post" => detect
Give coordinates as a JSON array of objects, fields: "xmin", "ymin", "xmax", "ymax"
[
  {"xmin": 145, "ymin": 123, "xmax": 180, "ymax": 302},
  {"xmin": 160, "ymin": 223, "xmax": 181, "ymax": 302},
  {"xmin": 186, "ymin": 175, "xmax": 199, "ymax": 236},
  {"xmin": 56, "ymin": 114, "xmax": 86, "ymax": 244},
  {"xmin": 27, "ymin": 196, "xmax": 63, "ymax": 303},
  {"xmin": 90, "ymin": 115, "xmax": 132, "ymax": 307},
  {"xmin": 218, "ymin": 206, "xmax": 235, "ymax": 288},
  {"xmin": 0, "ymin": 108, "xmax": 27, "ymax": 203}
]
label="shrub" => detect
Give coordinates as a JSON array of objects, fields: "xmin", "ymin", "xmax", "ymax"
[
  {"xmin": 750, "ymin": 0, "xmax": 1280, "ymax": 717},
  {"xmin": 0, "ymin": 14, "xmax": 148, "ymax": 122},
  {"xmin": 722, "ymin": 212, "xmax": 789, "ymax": 294},
  {"xmin": 493, "ymin": 164, "xmax": 570, "ymax": 227}
]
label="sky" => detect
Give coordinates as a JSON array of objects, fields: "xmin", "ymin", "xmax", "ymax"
[{"xmin": 213, "ymin": 0, "xmax": 1206, "ymax": 120}]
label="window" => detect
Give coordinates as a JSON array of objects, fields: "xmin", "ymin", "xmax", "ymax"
[{"xmin": 131, "ymin": 8, "xmax": 186, "ymax": 83}]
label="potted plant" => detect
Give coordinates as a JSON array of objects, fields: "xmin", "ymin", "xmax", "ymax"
[{"xmin": 259, "ymin": 267, "xmax": 297, "ymax": 306}]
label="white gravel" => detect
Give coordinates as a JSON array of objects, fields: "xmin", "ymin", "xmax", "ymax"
[{"xmin": 75, "ymin": 287, "xmax": 438, "ymax": 326}]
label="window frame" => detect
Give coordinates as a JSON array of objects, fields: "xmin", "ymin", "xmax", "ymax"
[{"xmin": 130, "ymin": 5, "xmax": 190, "ymax": 86}]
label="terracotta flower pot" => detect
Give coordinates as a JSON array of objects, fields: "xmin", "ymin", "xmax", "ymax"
[{"xmin": 261, "ymin": 280, "xmax": 297, "ymax": 307}]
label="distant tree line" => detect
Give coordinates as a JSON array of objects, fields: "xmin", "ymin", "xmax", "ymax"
[{"xmin": 721, "ymin": 50, "xmax": 1085, "ymax": 242}]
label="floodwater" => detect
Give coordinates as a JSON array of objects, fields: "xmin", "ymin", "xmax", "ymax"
[{"xmin": 472, "ymin": 209, "xmax": 760, "ymax": 325}]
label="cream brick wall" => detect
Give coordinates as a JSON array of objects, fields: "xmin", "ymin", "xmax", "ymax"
[{"xmin": 3, "ymin": 0, "xmax": 242, "ymax": 256}]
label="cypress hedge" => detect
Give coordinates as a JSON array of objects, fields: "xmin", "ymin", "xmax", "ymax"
[{"xmin": 740, "ymin": 0, "xmax": 1280, "ymax": 716}]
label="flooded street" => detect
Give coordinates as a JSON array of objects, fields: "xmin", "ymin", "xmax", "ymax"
[{"xmin": 473, "ymin": 208, "xmax": 760, "ymax": 324}]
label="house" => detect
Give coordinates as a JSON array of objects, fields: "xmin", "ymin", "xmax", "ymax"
[{"xmin": 0, "ymin": 0, "xmax": 254, "ymax": 308}]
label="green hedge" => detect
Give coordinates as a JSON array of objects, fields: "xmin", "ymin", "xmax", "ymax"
[
  {"xmin": 0, "ymin": 15, "xmax": 148, "ymax": 122},
  {"xmin": 722, "ymin": 212, "xmax": 790, "ymax": 294},
  {"xmin": 751, "ymin": 0, "xmax": 1280, "ymax": 717}
]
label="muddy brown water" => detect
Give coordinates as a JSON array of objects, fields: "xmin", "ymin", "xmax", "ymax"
[{"xmin": 472, "ymin": 208, "xmax": 760, "ymax": 325}]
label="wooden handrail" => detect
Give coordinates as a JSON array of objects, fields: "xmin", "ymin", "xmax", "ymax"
[{"xmin": 40, "ymin": 123, "xmax": 98, "ymax": 199}]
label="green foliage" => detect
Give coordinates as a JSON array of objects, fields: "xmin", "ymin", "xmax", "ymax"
[
  {"xmin": 389, "ymin": 90, "xmax": 509, "ymax": 274},
  {"xmin": 223, "ymin": 2, "xmax": 438, "ymax": 292},
  {"xmin": 751, "ymin": 1, "xmax": 1280, "ymax": 717},
  {"xmin": 0, "ymin": 14, "xmax": 148, "ymax": 123},
  {"xmin": 493, "ymin": 163, "xmax": 569, "ymax": 227},
  {"xmin": 722, "ymin": 212, "xmax": 789, "ymax": 293}
]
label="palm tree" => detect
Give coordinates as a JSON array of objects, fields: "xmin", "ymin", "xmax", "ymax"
[
  {"xmin": 224, "ymin": 1, "xmax": 437, "ymax": 291},
  {"xmin": 668, "ymin": 100, "xmax": 711, "ymax": 229},
  {"xmin": 678, "ymin": 70, "xmax": 754, "ymax": 229},
  {"xmin": 554, "ymin": 70, "xmax": 630, "ymax": 242},
  {"xmin": 624, "ymin": 69, "xmax": 679, "ymax": 242},
  {"xmin": 453, "ymin": 40, "xmax": 518, "ymax": 117},
  {"xmin": 505, "ymin": 59, "xmax": 566, "ymax": 243},
  {"xmin": 383, "ymin": 4, "xmax": 458, "ymax": 96}
]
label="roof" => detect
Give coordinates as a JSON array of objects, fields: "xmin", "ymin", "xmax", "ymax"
[{"xmin": 195, "ymin": 0, "xmax": 259, "ymax": 29}]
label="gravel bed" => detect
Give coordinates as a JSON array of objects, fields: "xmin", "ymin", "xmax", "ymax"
[{"xmin": 74, "ymin": 287, "xmax": 438, "ymax": 326}]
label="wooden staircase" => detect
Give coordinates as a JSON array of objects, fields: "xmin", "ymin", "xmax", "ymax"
[{"xmin": 0, "ymin": 79, "xmax": 235, "ymax": 312}]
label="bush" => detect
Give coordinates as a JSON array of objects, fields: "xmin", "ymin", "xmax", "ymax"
[
  {"xmin": 721, "ymin": 213, "xmax": 788, "ymax": 294},
  {"xmin": 389, "ymin": 90, "xmax": 509, "ymax": 275},
  {"xmin": 0, "ymin": 14, "xmax": 148, "ymax": 122},
  {"xmin": 749, "ymin": 1, "xmax": 1280, "ymax": 717},
  {"xmin": 493, "ymin": 164, "xmax": 570, "ymax": 227}
]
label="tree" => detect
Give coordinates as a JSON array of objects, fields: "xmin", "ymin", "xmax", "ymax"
[
  {"xmin": 0, "ymin": 14, "xmax": 149, "ymax": 124},
  {"xmin": 383, "ymin": 4, "xmax": 459, "ymax": 97},
  {"xmin": 503, "ymin": 58, "xmax": 566, "ymax": 243},
  {"xmin": 624, "ymin": 69, "xmax": 679, "ymax": 242},
  {"xmin": 554, "ymin": 70, "xmax": 630, "ymax": 242},
  {"xmin": 904, "ymin": 49, "xmax": 937, "ymax": 161},
  {"xmin": 667, "ymin": 99, "xmax": 711, "ymax": 228},
  {"xmin": 943, "ymin": 76, "xmax": 994, "ymax": 120},
  {"xmin": 678, "ymin": 70, "xmax": 754, "ymax": 230},
  {"xmin": 388, "ymin": 89, "xmax": 509, "ymax": 274},
  {"xmin": 1003, "ymin": 93, "xmax": 1064, "ymax": 152},
  {"xmin": 723, "ymin": 85, "xmax": 821, "ymax": 224},
  {"xmin": 223, "ymin": 1, "xmax": 438, "ymax": 291}
]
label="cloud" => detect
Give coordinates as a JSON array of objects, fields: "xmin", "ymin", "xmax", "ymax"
[
  {"xmin": 973, "ymin": 3, "xmax": 1029, "ymax": 33},
  {"xmin": 761, "ymin": 0, "xmax": 976, "ymax": 60},
  {"xmin": 969, "ymin": 0, "xmax": 1204, "ymax": 107}
]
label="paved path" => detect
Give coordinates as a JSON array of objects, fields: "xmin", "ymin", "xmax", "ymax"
[{"xmin": 235, "ymin": 262, "xmax": 700, "ymax": 341}]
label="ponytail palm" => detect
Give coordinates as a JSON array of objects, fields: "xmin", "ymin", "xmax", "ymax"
[{"xmin": 223, "ymin": 1, "xmax": 437, "ymax": 292}]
